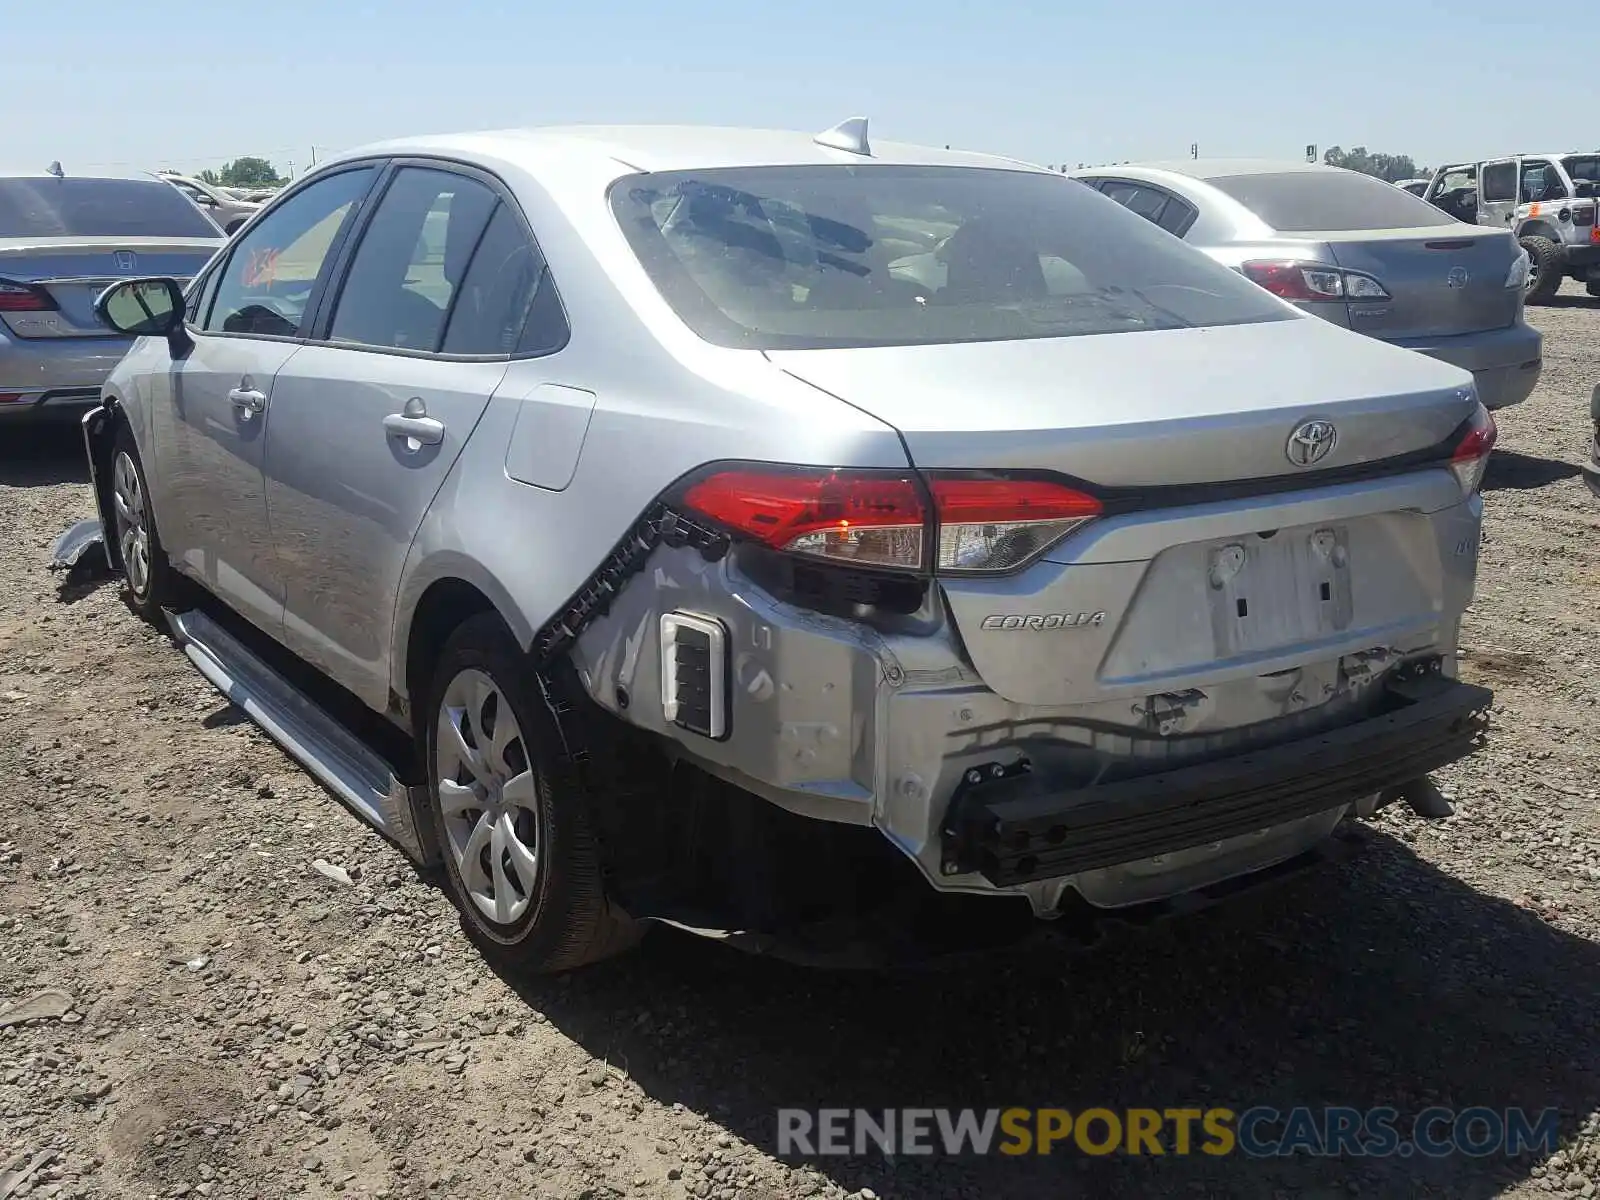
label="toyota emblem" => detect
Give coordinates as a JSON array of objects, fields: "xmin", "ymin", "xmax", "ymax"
[
  {"xmin": 1446, "ymin": 266, "xmax": 1469, "ymax": 289},
  {"xmin": 1286, "ymin": 419, "xmax": 1337, "ymax": 467}
]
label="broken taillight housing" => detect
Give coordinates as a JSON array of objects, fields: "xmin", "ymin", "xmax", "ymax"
[
  {"xmin": 679, "ymin": 468, "xmax": 1101, "ymax": 575},
  {"xmin": 929, "ymin": 476, "xmax": 1102, "ymax": 572},
  {"xmin": 1449, "ymin": 404, "xmax": 1497, "ymax": 496}
]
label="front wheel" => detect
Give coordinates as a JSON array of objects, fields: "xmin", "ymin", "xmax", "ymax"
[
  {"xmin": 110, "ymin": 427, "xmax": 178, "ymax": 623},
  {"xmin": 423, "ymin": 614, "xmax": 638, "ymax": 973},
  {"xmin": 1520, "ymin": 236, "xmax": 1563, "ymax": 304}
]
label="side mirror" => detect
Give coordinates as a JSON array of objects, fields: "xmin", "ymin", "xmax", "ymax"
[{"xmin": 94, "ymin": 278, "xmax": 190, "ymax": 352}]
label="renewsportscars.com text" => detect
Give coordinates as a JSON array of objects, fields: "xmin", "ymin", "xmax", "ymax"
[{"xmin": 777, "ymin": 1106, "xmax": 1560, "ymax": 1159}]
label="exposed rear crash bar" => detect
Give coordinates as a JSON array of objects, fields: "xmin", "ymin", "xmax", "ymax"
[{"xmin": 943, "ymin": 665, "xmax": 1492, "ymax": 887}]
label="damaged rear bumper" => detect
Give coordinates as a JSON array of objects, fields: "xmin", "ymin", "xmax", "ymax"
[{"xmin": 941, "ymin": 666, "xmax": 1491, "ymax": 887}]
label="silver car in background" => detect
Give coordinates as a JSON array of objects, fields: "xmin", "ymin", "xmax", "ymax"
[
  {"xmin": 1071, "ymin": 160, "xmax": 1543, "ymax": 410},
  {"xmin": 155, "ymin": 171, "xmax": 262, "ymax": 235},
  {"xmin": 78, "ymin": 123, "xmax": 1495, "ymax": 972},
  {"xmin": 1, "ymin": 170, "xmax": 224, "ymax": 421}
]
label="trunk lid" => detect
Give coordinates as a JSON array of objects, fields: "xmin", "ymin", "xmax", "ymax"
[
  {"xmin": 769, "ymin": 316, "xmax": 1479, "ymax": 708},
  {"xmin": 768, "ymin": 314, "xmax": 1476, "ymax": 486},
  {"xmin": 0, "ymin": 237, "xmax": 220, "ymax": 339},
  {"xmin": 1318, "ymin": 225, "xmax": 1522, "ymax": 340}
]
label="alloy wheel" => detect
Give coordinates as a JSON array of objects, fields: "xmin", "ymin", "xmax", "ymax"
[
  {"xmin": 112, "ymin": 451, "xmax": 150, "ymax": 599},
  {"xmin": 435, "ymin": 668, "xmax": 541, "ymax": 925}
]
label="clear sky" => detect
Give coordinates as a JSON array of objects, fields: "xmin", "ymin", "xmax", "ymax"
[{"xmin": 11, "ymin": 0, "xmax": 1595, "ymax": 180}]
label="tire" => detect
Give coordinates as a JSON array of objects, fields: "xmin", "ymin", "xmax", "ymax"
[
  {"xmin": 1585, "ymin": 280, "xmax": 1600, "ymax": 299},
  {"xmin": 109, "ymin": 425, "xmax": 178, "ymax": 624},
  {"xmin": 1520, "ymin": 236, "xmax": 1563, "ymax": 304},
  {"xmin": 224, "ymin": 220, "xmax": 245, "ymax": 236},
  {"xmin": 422, "ymin": 613, "xmax": 638, "ymax": 973}
]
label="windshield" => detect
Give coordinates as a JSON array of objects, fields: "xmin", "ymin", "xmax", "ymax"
[
  {"xmin": 0, "ymin": 177, "xmax": 220, "ymax": 239},
  {"xmin": 609, "ymin": 165, "xmax": 1296, "ymax": 350},
  {"xmin": 1206, "ymin": 170, "xmax": 1460, "ymax": 232}
]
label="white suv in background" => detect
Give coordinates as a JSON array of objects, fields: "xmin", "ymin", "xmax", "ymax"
[{"xmin": 154, "ymin": 171, "xmax": 260, "ymax": 235}]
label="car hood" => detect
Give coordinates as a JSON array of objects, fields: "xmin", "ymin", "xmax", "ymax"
[{"xmin": 765, "ymin": 313, "xmax": 1478, "ymax": 488}]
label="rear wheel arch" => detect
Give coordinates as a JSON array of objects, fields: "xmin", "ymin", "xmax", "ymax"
[
  {"xmin": 400, "ymin": 575, "xmax": 527, "ymax": 732},
  {"xmin": 1517, "ymin": 220, "xmax": 1561, "ymax": 242}
]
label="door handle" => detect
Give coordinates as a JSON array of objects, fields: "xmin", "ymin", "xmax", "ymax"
[
  {"xmin": 227, "ymin": 387, "xmax": 266, "ymax": 417},
  {"xmin": 383, "ymin": 413, "xmax": 444, "ymax": 447}
]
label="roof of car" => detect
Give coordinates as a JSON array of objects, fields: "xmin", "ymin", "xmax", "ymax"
[
  {"xmin": 1076, "ymin": 158, "xmax": 1348, "ymax": 181},
  {"xmin": 320, "ymin": 123, "xmax": 1049, "ymax": 176}
]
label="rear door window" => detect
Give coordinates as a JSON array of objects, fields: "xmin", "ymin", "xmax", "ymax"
[
  {"xmin": 326, "ymin": 167, "xmax": 498, "ymax": 353},
  {"xmin": 0, "ymin": 178, "xmax": 221, "ymax": 238},
  {"xmin": 439, "ymin": 204, "xmax": 568, "ymax": 356},
  {"xmin": 1157, "ymin": 196, "xmax": 1198, "ymax": 235},
  {"xmin": 204, "ymin": 167, "xmax": 377, "ymax": 338},
  {"xmin": 1101, "ymin": 182, "xmax": 1170, "ymax": 225},
  {"xmin": 1206, "ymin": 170, "xmax": 1459, "ymax": 231}
]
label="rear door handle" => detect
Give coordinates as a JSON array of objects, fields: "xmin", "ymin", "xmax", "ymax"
[
  {"xmin": 227, "ymin": 387, "xmax": 266, "ymax": 416},
  {"xmin": 383, "ymin": 413, "xmax": 444, "ymax": 447}
]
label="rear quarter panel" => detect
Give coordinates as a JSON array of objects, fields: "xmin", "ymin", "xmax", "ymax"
[{"xmin": 388, "ymin": 147, "xmax": 911, "ymax": 704}]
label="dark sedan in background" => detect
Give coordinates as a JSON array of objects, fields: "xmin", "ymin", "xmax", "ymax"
[{"xmin": 1, "ymin": 168, "xmax": 224, "ymax": 422}]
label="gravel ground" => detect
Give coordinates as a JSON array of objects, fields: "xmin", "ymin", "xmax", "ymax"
[{"xmin": 2, "ymin": 286, "xmax": 1599, "ymax": 1200}]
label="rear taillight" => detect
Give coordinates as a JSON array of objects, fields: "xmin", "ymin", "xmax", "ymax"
[
  {"xmin": 0, "ymin": 280, "xmax": 55, "ymax": 312},
  {"xmin": 681, "ymin": 470, "xmax": 926, "ymax": 571},
  {"xmin": 1240, "ymin": 261, "xmax": 1390, "ymax": 302},
  {"xmin": 1449, "ymin": 404, "xmax": 1497, "ymax": 496},
  {"xmin": 929, "ymin": 477, "xmax": 1101, "ymax": 572},
  {"xmin": 1505, "ymin": 250, "xmax": 1531, "ymax": 290},
  {"xmin": 679, "ymin": 468, "xmax": 1101, "ymax": 576}
]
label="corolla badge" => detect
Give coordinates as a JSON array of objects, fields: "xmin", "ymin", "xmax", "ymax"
[
  {"xmin": 1447, "ymin": 266, "xmax": 1469, "ymax": 288},
  {"xmin": 1286, "ymin": 419, "xmax": 1337, "ymax": 466}
]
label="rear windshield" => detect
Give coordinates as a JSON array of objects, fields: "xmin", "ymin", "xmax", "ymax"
[
  {"xmin": 0, "ymin": 178, "xmax": 220, "ymax": 239},
  {"xmin": 609, "ymin": 165, "xmax": 1295, "ymax": 350},
  {"xmin": 1206, "ymin": 170, "xmax": 1459, "ymax": 232}
]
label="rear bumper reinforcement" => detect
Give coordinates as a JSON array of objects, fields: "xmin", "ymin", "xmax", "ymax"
[{"xmin": 942, "ymin": 664, "xmax": 1492, "ymax": 887}]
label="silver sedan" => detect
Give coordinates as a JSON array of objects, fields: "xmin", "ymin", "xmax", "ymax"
[
  {"xmin": 1070, "ymin": 159, "xmax": 1543, "ymax": 410},
  {"xmin": 0, "ymin": 169, "xmax": 224, "ymax": 422}
]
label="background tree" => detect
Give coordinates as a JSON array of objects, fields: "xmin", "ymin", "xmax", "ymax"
[
  {"xmin": 196, "ymin": 168, "xmax": 222, "ymax": 186},
  {"xmin": 215, "ymin": 156, "xmax": 283, "ymax": 188},
  {"xmin": 1322, "ymin": 146, "xmax": 1429, "ymax": 182}
]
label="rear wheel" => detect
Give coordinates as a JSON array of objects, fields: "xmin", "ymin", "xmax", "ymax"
[
  {"xmin": 110, "ymin": 426, "xmax": 178, "ymax": 624},
  {"xmin": 1585, "ymin": 280, "xmax": 1600, "ymax": 299},
  {"xmin": 1520, "ymin": 236, "xmax": 1563, "ymax": 303},
  {"xmin": 423, "ymin": 614, "xmax": 638, "ymax": 973}
]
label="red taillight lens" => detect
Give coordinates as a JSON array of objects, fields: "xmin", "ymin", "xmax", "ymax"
[
  {"xmin": 928, "ymin": 477, "xmax": 1102, "ymax": 573},
  {"xmin": 1239, "ymin": 261, "xmax": 1389, "ymax": 302},
  {"xmin": 680, "ymin": 469, "xmax": 1102, "ymax": 575},
  {"xmin": 0, "ymin": 280, "xmax": 55, "ymax": 312},
  {"xmin": 1449, "ymin": 405, "xmax": 1497, "ymax": 495},
  {"xmin": 680, "ymin": 469, "xmax": 927, "ymax": 571}
]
